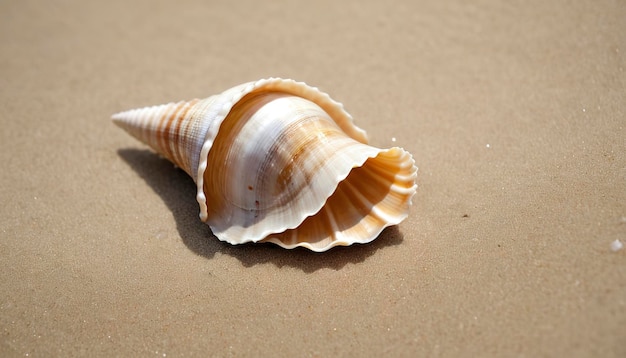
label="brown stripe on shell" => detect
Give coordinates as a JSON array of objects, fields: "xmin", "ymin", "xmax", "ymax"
[
  {"xmin": 150, "ymin": 100, "xmax": 200, "ymax": 173},
  {"xmin": 170, "ymin": 99, "xmax": 200, "ymax": 172},
  {"xmin": 265, "ymin": 123, "xmax": 354, "ymax": 205},
  {"xmin": 177, "ymin": 99, "xmax": 201, "ymax": 174},
  {"xmin": 153, "ymin": 102, "xmax": 179, "ymax": 164},
  {"xmin": 156, "ymin": 101, "xmax": 187, "ymax": 167}
]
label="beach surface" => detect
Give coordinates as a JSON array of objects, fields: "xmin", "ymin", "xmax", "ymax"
[{"xmin": 1, "ymin": 0, "xmax": 624, "ymax": 356}]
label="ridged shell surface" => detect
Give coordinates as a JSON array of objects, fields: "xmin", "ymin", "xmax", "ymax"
[{"xmin": 113, "ymin": 78, "xmax": 417, "ymax": 251}]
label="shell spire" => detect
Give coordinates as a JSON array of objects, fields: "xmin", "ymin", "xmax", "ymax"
[
  {"xmin": 113, "ymin": 78, "xmax": 418, "ymax": 252},
  {"xmin": 112, "ymin": 97, "xmax": 216, "ymax": 178}
]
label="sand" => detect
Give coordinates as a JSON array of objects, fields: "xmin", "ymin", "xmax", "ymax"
[{"xmin": 1, "ymin": 0, "xmax": 624, "ymax": 356}]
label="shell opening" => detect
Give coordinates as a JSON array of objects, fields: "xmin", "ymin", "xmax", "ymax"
[{"xmin": 262, "ymin": 147, "xmax": 417, "ymax": 251}]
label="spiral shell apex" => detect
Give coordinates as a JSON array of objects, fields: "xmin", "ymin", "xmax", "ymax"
[{"xmin": 112, "ymin": 78, "xmax": 418, "ymax": 252}]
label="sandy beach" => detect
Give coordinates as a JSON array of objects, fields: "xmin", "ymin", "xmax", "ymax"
[{"xmin": 1, "ymin": 0, "xmax": 624, "ymax": 356}]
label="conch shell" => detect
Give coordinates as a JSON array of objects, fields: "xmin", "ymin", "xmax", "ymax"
[{"xmin": 113, "ymin": 78, "xmax": 417, "ymax": 252}]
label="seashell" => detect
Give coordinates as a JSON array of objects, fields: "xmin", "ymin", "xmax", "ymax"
[{"xmin": 112, "ymin": 78, "xmax": 417, "ymax": 252}]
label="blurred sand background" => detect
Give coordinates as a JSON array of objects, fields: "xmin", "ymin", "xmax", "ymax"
[{"xmin": 1, "ymin": 0, "xmax": 624, "ymax": 356}]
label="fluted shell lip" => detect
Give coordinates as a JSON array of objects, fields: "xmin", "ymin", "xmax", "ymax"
[
  {"xmin": 194, "ymin": 78, "xmax": 369, "ymax": 224},
  {"xmin": 258, "ymin": 147, "xmax": 418, "ymax": 252}
]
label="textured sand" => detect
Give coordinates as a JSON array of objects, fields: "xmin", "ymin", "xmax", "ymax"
[{"xmin": 1, "ymin": 0, "xmax": 624, "ymax": 356}]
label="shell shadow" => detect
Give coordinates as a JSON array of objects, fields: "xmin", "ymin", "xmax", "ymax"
[{"xmin": 117, "ymin": 148, "xmax": 404, "ymax": 272}]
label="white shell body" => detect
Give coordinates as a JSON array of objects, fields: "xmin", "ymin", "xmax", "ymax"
[{"xmin": 112, "ymin": 78, "xmax": 417, "ymax": 251}]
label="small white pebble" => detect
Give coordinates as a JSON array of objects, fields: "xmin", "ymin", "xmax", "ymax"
[
  {"xmin": 486, "ymin": 144, "xmax": 490, "ymax": 148},
  {"xmin": 610, "ymin": 239, "xmax": 623, "ymax": 252},
  {"xmin": 582, "ymin": 108, "xmax": 586, "ymax": 112},
  {"xmin": 391, "ymin": 137, "xmax": 396, "ymax": 142}
]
